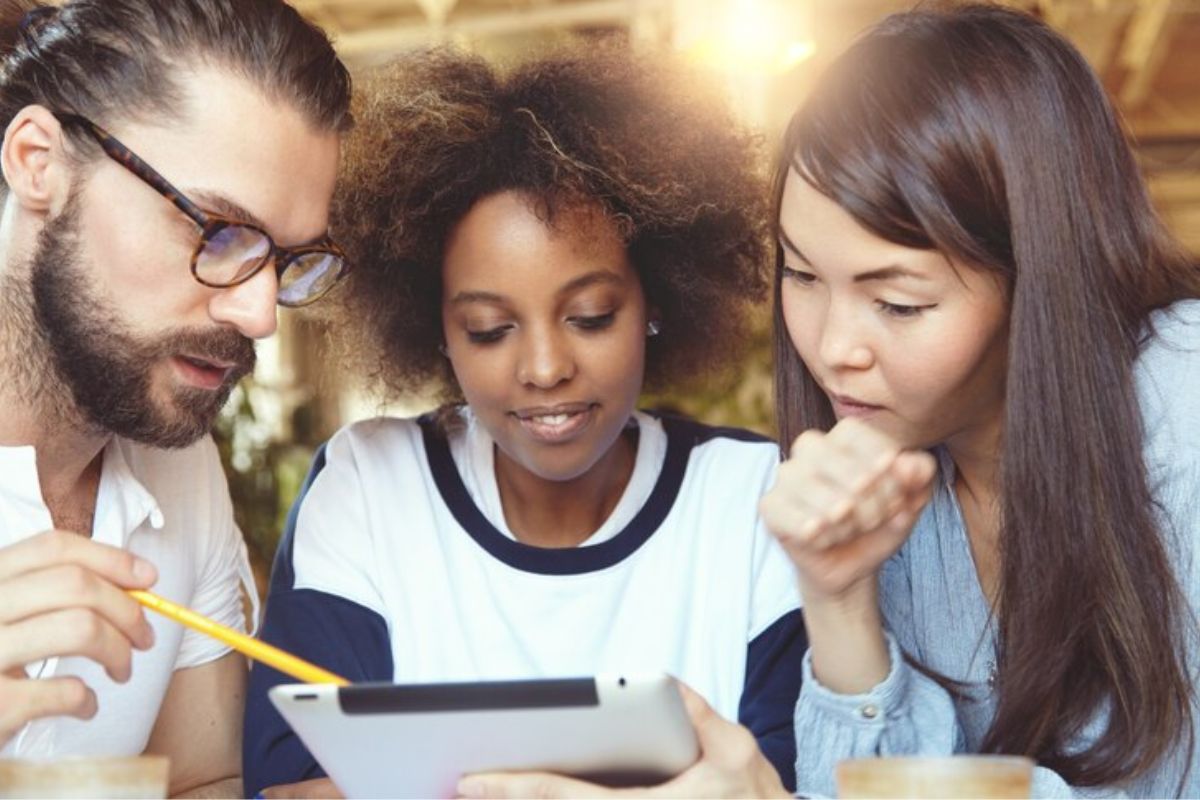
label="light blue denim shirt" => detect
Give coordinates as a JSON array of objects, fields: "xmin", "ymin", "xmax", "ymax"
[{"xmin": 793, "ymin": 300, "xmax": 1200, "ymax": 798}]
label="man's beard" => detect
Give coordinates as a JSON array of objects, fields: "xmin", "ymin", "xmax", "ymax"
[{"xmin": 19, "ymin": 201, "xmax": 256, "ymax": 449}]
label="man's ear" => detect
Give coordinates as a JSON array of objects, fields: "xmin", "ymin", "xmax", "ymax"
[{"xmin": 2, "ymin": 105, "xmax": 73, "ymax": 216}]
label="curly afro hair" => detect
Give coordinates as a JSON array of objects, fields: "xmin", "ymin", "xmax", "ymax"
[{"xmin": 331, "ymin": 43, "xmax": 771, "ymax": 402}]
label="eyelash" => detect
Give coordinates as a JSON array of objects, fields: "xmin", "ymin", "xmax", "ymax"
[
  {"xmin": 782, "ymin": 266, "xmax": 936, "ymax": 319},
  {"xmin": 466, "ymin": 326, "xmax": 512, "ymax": 344},
  {"xmin": 875, "ymin": 301, "xmax": 933, "ymax": 318},
  {"xmin": 781, "ymin": 265, "xmax": 815, "ymax": 285},
  {"xmin": 569, "ymin": 312, "xmax": 616, "ymax": 331},
  {"xmin": 465, "ymin": 313, "xmax": 616, "ymax": 345}
]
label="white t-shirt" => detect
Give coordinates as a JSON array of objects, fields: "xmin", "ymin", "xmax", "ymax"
[
  {"xmin": 0, "ymin": 435, "xmax": 256, "ymax": 759},
  {"xmin": 244, "ymin": 410, "xmax": 808, "ymax": 795}
]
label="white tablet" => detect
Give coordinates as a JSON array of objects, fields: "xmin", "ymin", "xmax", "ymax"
[{"xmin": 269, "ymin": 673, "xmax": 700, "ymax": 799}]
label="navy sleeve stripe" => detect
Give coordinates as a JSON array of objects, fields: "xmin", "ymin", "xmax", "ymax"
[
  {"xmin": 739, "ymin": 609, "xmax": 807, "ymax": 792},
  {"xmin": 243, "ymin": 438, "xmax": 389, "ymax": 795},
  {"xmin": 243, "ymin": 587, "xmax": 394, "ymax": 796}
]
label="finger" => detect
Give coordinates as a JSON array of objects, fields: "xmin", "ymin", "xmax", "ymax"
[
  {"xmin": 768, "ymin": 455, "xmax": 869, "ymax": 540},
  {"xmin": 758, "ymin": 477, "xmax": 833, "ymax": 547},
  {"xmin": 893, "ymin": 451, "xmax": 938, "ymax": 496},
  {"xmin": 0, "ymin": 609, "xmax": 136, "ymax": 681},
  {"xmin": 0, "ymin": 675, "xmax": 97, "ymax": 739},
  {"xmin": 808, "ymin": 433, "xmax": 901, "ymax": 539},
  {"xmin": 458, "ymin": 772, "xmax": 628, "ymax": 799},
  {"xmin": 0, "ymin": 565, "xmax": 155, "ymax": 649},
  {"xmin": 826, "ymin": 449, "xmax": 930, "ymax": 539},
  {"xmin": 811, "ymin": 440, "xmax": 889, "ymax": 499},
  {"xmin": 826, "ymin": 418, "xmax": 901, "ymax": 470},
  {"xmin": 807, "ymin": 459, "xmax": 872, "ymax": 528},
  {"xmin": 0, "ymin": 531, "xmax": 157, "ymax": 588},
  {"xmin": 843, "ymin": 468, "xmax": 906, "ymax": 533},
  {"xmin": 260, "ymin": 778, "xmax": 344, "ymax": 799},
  {"xmin": 674, "ymin": 680, "xmax": 713, "ymax": 720},
  {"xmin": 786, "ymin": 429, "xmax": 826, "ymax": 462}
]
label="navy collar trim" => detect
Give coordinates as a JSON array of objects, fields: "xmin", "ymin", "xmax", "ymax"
[{"xmin": 420, "ymin": 414, "xmax": 692, "ymax": 575}]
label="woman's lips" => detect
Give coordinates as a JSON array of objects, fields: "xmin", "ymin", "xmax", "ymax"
[
  {"xmin": 511, "ymin": 403, "xmax": 596, "ymax": 444},
  {"xmin": 828, "ymin": 392, "xmax": 885, "ymax": 419}
]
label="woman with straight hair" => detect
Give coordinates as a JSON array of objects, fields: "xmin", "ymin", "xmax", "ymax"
[{"xmin": 759, "ymin": 3, "xmax": 1199, "ymax": 796}]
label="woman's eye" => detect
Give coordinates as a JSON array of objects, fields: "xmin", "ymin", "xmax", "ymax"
[
  {"xmin": 466, "ymin": 325, "xmax": 512, "ymax": 344},
  {"xmin": 782, "ymin": 266, "xmax": 816, "ymax": 285},
  {"xmin": 569, "ymin": 312, "xmax": 616, "ymax": 330},
  {"xmin": 876, "ymin": 300, "xmax": 935, "ymax": 318}
]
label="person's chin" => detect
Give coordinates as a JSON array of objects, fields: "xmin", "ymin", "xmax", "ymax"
[
  {"xmin": 872, "ymin": 417, "xmax": 934, "ymax": 451},
  {"xmin": 153, "ymin": 392, "xmax": 227, "ymax": 443},
  {"xmin": 499, "ymin": 430, "xmax": 616, "ymax": 483}
]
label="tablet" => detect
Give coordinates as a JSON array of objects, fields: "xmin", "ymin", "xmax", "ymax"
[{"xmin": 269, "ymin": 673, "xmax": 700, "ymax": 799}]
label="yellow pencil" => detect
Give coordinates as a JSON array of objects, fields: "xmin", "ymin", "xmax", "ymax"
[{"xmin": 128, "ymin": 590, "xmax": 349, "ymax": 686}]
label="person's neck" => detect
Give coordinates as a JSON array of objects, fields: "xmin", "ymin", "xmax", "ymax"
[
  {"xmin": 494, "ymin": 426, "xmax": 638, "ymax": 548},
  {"xmin": 945, "ymin": 411, "xmax": 1005, "ymax": 603},
  {"xmin": 945, "ymin": 420, "xmax": 1002, "ymax": 509},
  {"xmin": 0, "ymin": 397, "xmax": 108, "ymax": 502},
  {"xmin": 0, "ymin": 266, "xmax": 109, "ymax": 526}
]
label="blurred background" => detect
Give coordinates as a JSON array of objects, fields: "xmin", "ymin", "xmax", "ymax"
[{"xmin": 220, "ymin": 0, "xmax": 1200, "ymax": 577}]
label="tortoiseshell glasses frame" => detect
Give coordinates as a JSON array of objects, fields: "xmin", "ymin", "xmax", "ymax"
[{"xmin": 52, "ymin": 112, "xmax": 349, "ymax": 308}]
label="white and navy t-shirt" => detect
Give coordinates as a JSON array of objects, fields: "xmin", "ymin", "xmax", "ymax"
[{"xmin": 244, "ymin": 410, "xmax": 806, "ymax": 794}]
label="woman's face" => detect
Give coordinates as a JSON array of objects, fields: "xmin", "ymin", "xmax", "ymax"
[
  {"xmin": 778, "ymin": 169, "xmax": 1010, "ymax": 450},
  {"xmin": 441, "ymin": 191, "xmax": 649, "ymax": 483}
]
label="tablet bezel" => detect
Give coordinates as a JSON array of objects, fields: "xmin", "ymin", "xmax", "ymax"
[{"xmin": 268, "ymin": 673, "xmax": 699, "ymax": 798}]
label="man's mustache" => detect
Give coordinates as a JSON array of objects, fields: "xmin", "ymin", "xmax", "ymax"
[{"xmin": 155, "ymin": 328, "xmax": 257, "ymax": 380}]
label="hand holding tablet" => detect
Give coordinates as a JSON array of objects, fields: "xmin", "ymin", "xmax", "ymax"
[
  {"xmin": 269, "ymin": 674, "xmax": 701, "ymax": 799},
  {"xmin": 457, "ymin": 682, "xmax": 792, "ymax": 800}
]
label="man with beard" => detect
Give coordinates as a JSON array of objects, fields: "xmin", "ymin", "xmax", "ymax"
[{"xmin": 0, "ymin": 0, "xmax": 350, "ymax": 794}]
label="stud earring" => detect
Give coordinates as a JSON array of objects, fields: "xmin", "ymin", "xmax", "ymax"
[
  {"xmin": 646, "ymin": 320, "xmax": 661, "ymax": 337},
  {"xmin": 438, "ymin": 343, "xmax": 449, "ymax": 357}
]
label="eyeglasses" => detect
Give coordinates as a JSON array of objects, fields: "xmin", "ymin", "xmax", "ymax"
[{"xmin": 52, "ymin": 112, "xmax": 349, "ymax": 307}]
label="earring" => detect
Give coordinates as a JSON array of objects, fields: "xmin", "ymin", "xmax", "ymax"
[
  {"xmin": 646, "ymin": 320, "xmax": 661, "ymax": 337},
  {"xmin": 438, "ymin": 343, "xmax": 449, "ymax": 357}
]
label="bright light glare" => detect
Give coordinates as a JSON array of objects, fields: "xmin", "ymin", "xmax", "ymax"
[{"xmin": 685, "ymin": 0, "xmax": 814, "ymax": 75}]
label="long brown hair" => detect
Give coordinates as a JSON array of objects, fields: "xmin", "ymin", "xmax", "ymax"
[{"xmin": 772, "ymin": 3, "xmax": 1198, "ymax": 787}]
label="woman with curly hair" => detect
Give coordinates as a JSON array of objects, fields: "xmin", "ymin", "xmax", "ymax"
[{"xmin": 243, "ymin": 45, "xmax": 804, "ymax": 798}]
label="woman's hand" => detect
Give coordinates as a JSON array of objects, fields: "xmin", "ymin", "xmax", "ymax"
[
  {"xmin": 759, "ymin": 419, "xmax": 936, "ymax": 693},
  {"xmin": 759, "ymin": 418, "xmax": 936, "ymax": 605},
  {"xmin": 456, "ymin": 683, "xmax": 790, "ymax": 799},
  {"xmin": 259, "ymin": 777, "xmax": 342, "ymax": 798}
]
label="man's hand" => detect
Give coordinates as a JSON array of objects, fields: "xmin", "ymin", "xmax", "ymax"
[
  {"xmin": 0, "ymin": 530, "xmax": 158, "ymax": 747},
  {"xmin": 455, "ymin": 683, "xmax": 791, "ymax": 799}
]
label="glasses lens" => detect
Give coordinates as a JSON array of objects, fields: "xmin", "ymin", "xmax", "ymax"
[
  {"xmin": 278, "ymin": 251, "xmax": 345, "ymax": 306},
  {"xmin": 195, "ymin": 224, "xmax": 272, "ymax": 286}
]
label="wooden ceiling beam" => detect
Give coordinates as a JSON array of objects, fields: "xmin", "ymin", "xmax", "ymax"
[
  {"xmin": 1119, "ymin": 0, "xmax": 1176, "ymax": 108},
  {"xmin": 329, "ymin": 0, "xmax": 662, "ymax": 57}
]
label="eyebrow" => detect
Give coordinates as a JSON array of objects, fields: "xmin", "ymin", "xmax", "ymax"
[
  {"xmin": 189, "ymin": 190, "xmax": 333, "ymax": 247},
  {"xmin": 449, "ymin": 269, "xmax": 624, "ymax": 306},
  {"xmin": 778, "ymin": 230, "xmax": 931, "ymax": 283},
  {"xmin": 190, "ymin": 190, "xmax": 269, "ymax": 230}
]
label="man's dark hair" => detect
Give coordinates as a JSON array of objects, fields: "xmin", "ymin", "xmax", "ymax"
[{"xmin": 0, "ymin": 0, "xmax": 351, "ymax": 189}]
